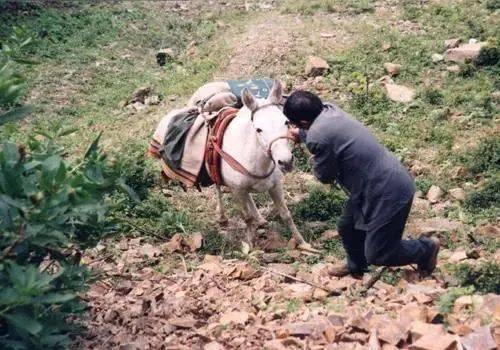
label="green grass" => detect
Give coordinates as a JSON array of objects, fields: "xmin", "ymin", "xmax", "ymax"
[
  {"xmin": 437, "ymin": 286, "xmax": 475, "ymax": 315},
  {"xmin": 452, "ymin": 262, "xmax": 500, "ymax": 294},
  {"xmin": 0, "ymin": 2, "xmax": 235, "ymax": 151},
  {"xmin": 281, "ymin": 0, "xmax": 375, "ymax": 15},
  {"xmin": 293, "ymin": 186, "xmax": 346, "ymax": 223},
  {"xmin": 465, "ymin": 136, "xmax": 500, "ymax": 176}
]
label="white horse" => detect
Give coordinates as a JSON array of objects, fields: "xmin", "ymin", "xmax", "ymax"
[{"xmin": 213, "ymin": 81, "xmax": 308, "ymax": 248}]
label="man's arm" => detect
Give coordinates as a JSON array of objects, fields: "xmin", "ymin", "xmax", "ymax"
[{"xmin": 307, "ymin": 141, "xmax": 337, "ymax": 184}]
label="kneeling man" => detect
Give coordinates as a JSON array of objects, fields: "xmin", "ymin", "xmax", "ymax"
[{"xmin": 284, "ymin": 91, "xmax": 439, "ymax": 277}]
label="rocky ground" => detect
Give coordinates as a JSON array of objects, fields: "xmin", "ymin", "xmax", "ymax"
[{"xmin": 75, "ymin": 228, "xmax": 498, "ymax": 350}]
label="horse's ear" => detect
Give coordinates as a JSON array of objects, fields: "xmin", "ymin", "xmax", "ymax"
[
  {"xmin": 242, "ymin": 88, "xmax": 258, "ymax": 112},
  {"xmin": 268, "ymin": 79, "xmax": 283, "ymax": 105}
]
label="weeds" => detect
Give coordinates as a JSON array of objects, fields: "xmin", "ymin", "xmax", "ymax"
[
  {"xmin": 465, "ymin": 177, "xmax": 499, "ymax": 218},
  {"xmin": 466, "ymin": 136, "xmax": 500, "ymax": 175},
  {"xmin": 323, "ymin": 238, "xmax": 346, "ymax": 259},
  {"xmin": 293, "ymin": 187, "xmax": 346, "ymax": 222},
  {"xmin": 437, "ymin": 286, "xmax": 475, "ymax": 314},
  {"xmin": 379, "ymin": 269, "xmax": 402, "ymax": 286},
  {"xmin": 452, "ymin": 262, "xmax": 500, "ymax": 294},
  {"xmin": 201, "ymin": 229, "xmax": 238, "ymax": 257}
]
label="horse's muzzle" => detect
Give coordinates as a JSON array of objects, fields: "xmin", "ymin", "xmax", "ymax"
[{"xmin": 277, "ymin": 157, "xmax": 294, "ymax": 173}]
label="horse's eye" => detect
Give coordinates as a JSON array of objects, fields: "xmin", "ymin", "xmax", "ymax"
[{"xmin": 256, "ymin": 128, "xmax": 263, "ymax": 133}]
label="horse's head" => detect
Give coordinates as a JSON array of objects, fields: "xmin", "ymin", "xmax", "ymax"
[{"xmin": 241, "ymin": 80, "xmax": 294, "ymax": 173}]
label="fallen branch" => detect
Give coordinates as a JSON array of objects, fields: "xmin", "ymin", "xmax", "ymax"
[
  {"xmin": 263, "ymin": 267, "xmax": 342, "ymax": 296},
  {"xmin": 360, "ymin": 266, "xmax": 388, "ymax": 295}
]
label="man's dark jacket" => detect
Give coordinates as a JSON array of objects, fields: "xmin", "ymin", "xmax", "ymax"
[{"xmin": 301, "ymin": 103, "xmax": 415, "ymax": 231}]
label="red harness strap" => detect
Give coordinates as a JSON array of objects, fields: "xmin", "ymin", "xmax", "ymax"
[{"xmin": 205, "ymin": 108, "xmax": 239, "ymax": 186}]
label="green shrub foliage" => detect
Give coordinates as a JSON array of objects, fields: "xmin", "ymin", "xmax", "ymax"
[
  {"xmin": 0, "ymin": 126, "xmax": 119, "ymax": 349},
  {"xmin": 452, "ymin": 262, "xmax": 500, "ymax": 294},
  {"xmin": 293, "ymin": 187, "xmax": 346, "ymax": 222},
  {"xmin": 467, "ymin": 136, "xmax": 500, "ymax": 175}
]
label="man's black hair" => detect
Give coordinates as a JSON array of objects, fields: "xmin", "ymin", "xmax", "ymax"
[{"xmin": 283, "ymin": 90, "xmax": 324, "ymax": 125}]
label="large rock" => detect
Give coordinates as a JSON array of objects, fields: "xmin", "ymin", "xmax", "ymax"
[
  {"xmin": 410, "ymin": 321, "xmax": 445, "ymax": 341},
  {"xmin": 432, "ymin": 53, "xmax": 444, "ymax": 63},
  {"xmin": 408, "ymin": 217, "xmax": 462, "ymax": 235},
  {"xmin": 130, "ymin": 86, "xmax": 152, "ymax": 104},
  {"xmin": 426, "ymin": 185, "xmax": 443, "ymax": 203},
  {"xmin": 384, "ymin": 62, "xmax": 401, "ymax": 76},
  {"xmin": 448, "ymin": 250, "xmax": 468, "ymax": 263},
  {"xmin": 444, "ymin": 38, "xmax": 461, "ymax": 50},
  {"xmin": 410, "ymin": 333, "xmax": 458, "ymax": 350},
  {"xmin": 444, "ymin": 42, "xmax": 486, "ymax": 63},
  {"xmin": 156, "ymin": 48, "xmax": 175, "ymax": 66},
  {"xmin": 305, "ymin": 56, "xmax": 329, "ymax": 76},
  {"xmin": 449, "ymin": 188, "xmax": 466, "ymax": 201},
  {"xmin": 460, "ymin": 326, "xmax": 497, "ymax": 350},
  {"xmin": 385, "ymin": 83, "xmax": 415, "ymax": 103}
]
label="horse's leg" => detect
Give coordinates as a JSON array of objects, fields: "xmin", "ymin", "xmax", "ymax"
[
  {"xmin": 268, "ymin": 183, "xmax": 306, "ymax": 245},
  {"xmin": 246, "ymin": 194, "xmax": 267, "ymax": 228},
  {"xmin": 233, "ymin": 190, "xmax": 257, "ymax": 248},
  {"xmin": 215, "ymin": 185, "xmax": 228, "ymax": 226}
]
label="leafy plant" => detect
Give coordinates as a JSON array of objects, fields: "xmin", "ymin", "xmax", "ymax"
[
  {"xmin": 437, "ymin": 286, "xmax": 475, "ymax": 314},
  {"xmin": 466, "ymin": 136, "xmax": 499, "ymax": 175},
  {"xmin": 0, "ymin": 26, "xmax": 35, "ymax": 124},
  {"xmin": 0, "ymin": 125, "xmax": 121, "ymax": 349},
  {"xmin": 323, "ymin": 238, "xmax": 346, "ymax": 259},
  {"xmin": 0, "ymin": 28, "xmax": 128, "ymax": 348},
  {"xmin": 292, "ymin": 145, "xmax": 311, "ymax": 172},
  {"xmin": 293, "ymin": 187, "xmax": 346, "ymax": 222},
  {"xmin": 465, "ymin": 177, "xmax": 499, "ymax": 214},
  {"xmin": 452, "ymin": 262, "xmax": 500, "ymax": 294}
]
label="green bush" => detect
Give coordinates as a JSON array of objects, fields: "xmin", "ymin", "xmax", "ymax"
[
  {"xmin": 452, "ymin": 262, "xmax": 500, "ymax": 294},
  {"xmin": 323, "ymin": 238, "xmax": 346, "ymax": 259},
  {"xmin": 0, "ymin": 126, "xmax": 120, "ymax": 349},
  {"xmin": 293, "ymin": 187, "xmax": 346, "ymax": 222},
  {"xmin": 465, "ymin": 177, "xmax": 499, "ymax": 213},
  {"xmin": 124, "ymin": 192, "xmax": 198, "ymax": 239},
  {"xmin": 292, "ymin": 145, "xmax": 311, "ymax": 172},
  {"xmin": 486, "ymin": 0, "xmax": 500, "ymax": 10},
  {"xmin": 476, "ymin": 44, "xmax": 499, "ymax": 67},
  {"xmin": 437, "ymin": 286, "xmax": 475, "ymax": 314},
  {"xmin": 0, "ymin": 28, "xmax": 126, "ymax": 349},
  {"xmin": 466, "ymin": 136, "xmax": 500, "ymax": 175},
  {"xmin": 420, "ymin": 88, "xmax": 444, "ymax": 105}
]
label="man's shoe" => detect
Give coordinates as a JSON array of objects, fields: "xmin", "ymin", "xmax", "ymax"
[
  {"xmin": 417, "ymin": 236, "xmax": 440, "ymax": 275},
  {"xmin": 328, "ymin": 263, "xmax": 364, "ymax": 279}
]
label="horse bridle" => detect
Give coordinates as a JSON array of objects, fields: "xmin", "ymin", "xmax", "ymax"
[
  {"xmin": 210, "ymin": 103, "xmax": 296, "ymax": 181},
  {"xmin": 250, "ymin": 103, "xmax": 296, "ymax": 161}
]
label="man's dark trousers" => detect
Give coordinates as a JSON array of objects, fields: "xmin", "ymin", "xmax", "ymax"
[{"xmin": 338, "ymin": 200, "xmax": 431, "ymax": 274}]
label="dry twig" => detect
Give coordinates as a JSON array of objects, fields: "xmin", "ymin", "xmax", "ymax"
[{"xmin": 263, "ymin": 267, "xmax": 342, "ymax": 296}]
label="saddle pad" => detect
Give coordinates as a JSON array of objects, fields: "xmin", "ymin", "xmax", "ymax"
[
  {"xmin": 227, "ymin": 78, "xmax": 274, "ymax": 101},
  {"xmin": 160, "ymin": 109, "xmax": 198, "ymax": 170}
]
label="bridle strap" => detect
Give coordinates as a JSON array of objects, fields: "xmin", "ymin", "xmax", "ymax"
[
  {"xmin": 266, "ymin": 135, "xmax": 297, "ymax": 158},
  {"xmin": 250, "ymin": 103, "xmax": 279, "ymax": 121},
  {"xmin": 211, "ymin": 139, "xmax": 277, "ymax": 179},
  {"xmin": 207, "ymin": 102, "xmax": 296, "ymax": 182}
]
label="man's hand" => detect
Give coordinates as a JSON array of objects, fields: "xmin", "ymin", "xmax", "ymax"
[{"xmin": 288, "ymin": 127, "xmax": 301, "ymax": 144}]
